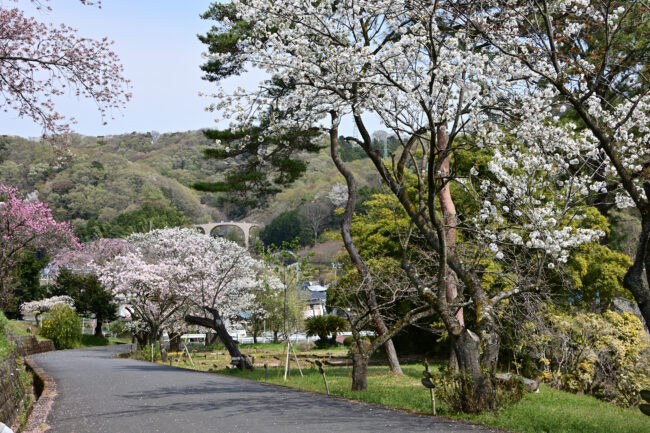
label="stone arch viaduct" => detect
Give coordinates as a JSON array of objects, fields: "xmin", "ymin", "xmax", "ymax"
[{"xmin": 195, "ymin": 221, "xmax": 259, "ymax": 248}]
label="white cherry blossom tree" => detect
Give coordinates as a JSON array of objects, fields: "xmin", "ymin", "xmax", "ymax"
[
  {"xmin": 454, "ymin": 0, "xmax": 650, "ymax": 330},
  {"xmin": 202, "ymin": 0, "xmax": 605, "ymax": 407},
  {"xmin": 98, "ymin": 228, "xmax": 270, "ymax": 369}
]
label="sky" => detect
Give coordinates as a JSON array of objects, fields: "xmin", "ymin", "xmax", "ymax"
[{"xmin": 1, "ymin": 0, "xmax": 373, "ymax": 138}]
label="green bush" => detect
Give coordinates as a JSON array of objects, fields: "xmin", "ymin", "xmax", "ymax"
[
  {"xmin": 305, "ymin": 315, "xmax": 347, "ymax": 346},
  {"xmin": 347, "ymin": 338, "xmax": 372, "ymax": 356},
  {"xmin": 136, "ymin": 343, "xmax": 161, "ymax": 362},
  {"xmin": 40, "ymin": 304, "xmax": 82, "ymax": 349},
  {"xmin": 343, "ymin": 335, "xmax": 370, "ymax": 347},
  {"xmin": 0, "ymin": 311, "xmax": 14, "ymax": 359},
  {"xmin": 0, "ymin": 310, "xmax": 8, "ymax": 334},
  {"xmin": 109, "ymin": 320, "xmax": 126, "ymax": 336},
  {"xmin": 514, "ymin": 309, "xmax": 650, "ymax": 406}
]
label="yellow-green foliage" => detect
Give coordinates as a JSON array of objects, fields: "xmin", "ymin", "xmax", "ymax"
[
  {"xmin": 519, "ymin": 309, "xmax": 650, "ymax": 406},
  {"xmin": 565, "ymin": 207, "xmax": 633, "ymax": 305},
  {"xmin": 40, "ymin": 304, "xmax": 82, "ymax": 349},
  {"xmin": 567, "ymin": 243, "xmax": 632, "ymax": 305},
  {"xmin": 0, "ymin": 310, "xmax": 14, "ymax": 359},
  {"xmin": 351, "ymin": 192, "xmax": 409, "ymax": 260}
]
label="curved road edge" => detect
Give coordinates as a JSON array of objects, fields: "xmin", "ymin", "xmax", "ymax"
[{"xmin": 22, "ymin": 356, "xmax": 57, "ymax": 433}]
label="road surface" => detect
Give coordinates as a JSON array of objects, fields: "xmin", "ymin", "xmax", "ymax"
[{"xmin": 30, "ymin": 346, "xmax": 499, "ymax": 433}]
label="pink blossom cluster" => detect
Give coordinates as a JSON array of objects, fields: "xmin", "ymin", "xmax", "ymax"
[
  {"xmin": 97, "ymin": 228, "xmax": 272, "ymax": 337},
  {"xmin": 0, "ymin": 0, "xmax": 130, "ymax": 150},
  {"xmin": 0, "ymin": 183, "xmax": 79, "ymax": 307},
  {"xmin": 51, "ymin": 238, "xmax": 129, "ymax": 274}
]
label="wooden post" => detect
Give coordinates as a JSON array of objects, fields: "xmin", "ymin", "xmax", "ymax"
[
  {"xmin": 290, "ymin": 342, "xmax": 303, "ymax": 378},
  {"xmin": 184, "ymin": 345, "xmax": 195, "ymax": 366},
  {"xmin": 422, "ymin": 360, "xmax": 436, "ymax": 416},
  {"xmin": 277, "ymin": 342, "xmax": 287, "ymax": 378},
  {"xmin": 264, "ymin": 363, "xmax": 269, "ymax": 380},
  {"xmin": 430, "ymin": 389, "xmax": 436, "ymax": 416},
  {"xmin": 315, "ymin": 360, "xmax": 330, "ymax": 396},
  {"xmin": 283, "ymin": 340, "xmax": 291, "ymax": 381}
]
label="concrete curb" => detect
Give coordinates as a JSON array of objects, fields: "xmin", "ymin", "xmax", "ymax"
[{"xmin": 21, "ymin": 357, "xmax": 56, "ymax": 433}]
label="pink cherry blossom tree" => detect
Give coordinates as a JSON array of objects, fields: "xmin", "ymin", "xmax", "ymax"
[
  {"xmin": 0, "ymin": 0, "xmax": 130, "ymax": 153},
  {"xmin": 0, "ymin": 183, "xmax": 78, "ymax": 309},
  {"xmin": 52, "ymin": 238, "xmax": 129, "ymax": 273}
]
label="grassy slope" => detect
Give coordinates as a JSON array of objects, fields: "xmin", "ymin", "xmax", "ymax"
[
  {"xmin": 8, "ymin": 320, "xmax": 48, "ymax": 341},
  {"xmin": 465, "ymin": 385, "xmax": 650, "ymax": 433}
]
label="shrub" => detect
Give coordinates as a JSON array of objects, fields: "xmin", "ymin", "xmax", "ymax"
[
  {"xmin": 305, "ymin": 315, "xmax": 347, "ymax": 345},
  {"xmin": 40, "ymin": 304, "xmax": 82, "ymax": 349},
  {"xmin": 514, "ymin": 308, "xmax": 650, "ymax": 406},
  {"xmin": 109, "ymin": 320, "xmax": 127, "ymax": 336},
  {"xmin": 344, "ymin": 335, "xmax": 371, "ymax": 347},
  {"xmin": 432, "ymin": 367, "xmax": 494, "ymax": 413},
  {"xmin": 347, "ymin": 338, "xmax": 372, "ymax": 356},
  {"xmin": 0, "ymin": 311, "xmax": 13, "ymax": 359},
  {"xmin": 295, "ymin": 341, "xmax": 315, "ymax": 351},
  {"xmin": 136, "ymin": 343, "xmax": 161, "ymax": 362},
  {"xmin": 431, "ymin": 367, "xmax": 524, "ymax": 414}
]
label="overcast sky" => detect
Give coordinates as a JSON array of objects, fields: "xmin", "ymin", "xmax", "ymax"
[{"xmin": 1, "ymin": 0, "xmax": 374, "ymax": 138}]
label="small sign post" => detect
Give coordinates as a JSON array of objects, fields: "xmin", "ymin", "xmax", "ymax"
[{"xmin": 421, "ymin": 360, "xmax": 436, "ymax": 416}]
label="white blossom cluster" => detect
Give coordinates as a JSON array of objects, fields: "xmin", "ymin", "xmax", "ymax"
[
  {"xmin": 328, "ymin": 183, "xmax": 349, "ymax": 207},
  {"xmin": 464, "ymin": 0, "xmax": 650, "ymax": 210},
  {"xmin": 206, "ymin": 0, "xmax": 627, "ymax": 267},
  {"xmin": 469, "ymin": 88, "xmax": 605, "ymax": 263},
  {"xmin": 97, "ymin": 228, "xmax": 273, "ymax": 336},
  {"xmin": 20, "ymin": 295, "xmax": 75, "ymax": 315}
]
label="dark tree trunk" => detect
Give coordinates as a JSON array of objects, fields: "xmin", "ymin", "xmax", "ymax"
[
  {"xmin": 453, "ymin": 329, "xmax": 496, "ymax": 412},
  {"xmin": 480, "ymin": 331, "xmax": 500, "ymax": 372},
  {"xmin": 94, "ymin": 320, "xmax": 103, "ymax": 337},
  {"xmin": 135, "ymin": 334, "xmax": 148, "ymax": 350},
  {"xmin": 185, "ymin": 307, "xmax": 253, "ymax": 370},
  {"xmin": 351, "ymin": 353, "xmax": 369, "ymax": 391},
  {"xmin": 253, "ymin": 333, "xmax": 258, "ymax": 344},
  {"xmin": 624, "ymin": 214, "xmax": 650, "ymax": 328},
  {"xmin": 329, "ymin": 115, "xmax": 402, "ymax": 375},
  {"xmin": 169, "ymin": 332, "xmax": 181, "ymax": 353},
  {"xmin": 273, "ymin": 330, "xmax": 279, "ymax": 343}
]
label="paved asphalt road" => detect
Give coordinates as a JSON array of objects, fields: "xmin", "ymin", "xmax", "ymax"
[{"xmin": 30, "ymin": 346, "xmax": 499, "ymax": 433}]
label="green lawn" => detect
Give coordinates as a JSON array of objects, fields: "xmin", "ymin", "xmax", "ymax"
[
  {"xmin": 79, "ymin": 334, "xmax": 130, "ymax": 347},
  {"xmin": 217, "ymin": 365, "xmax": 650, "ymax": 433},
  {"xmin": 165, "ymin": 342, "xmax": 650, "ymax": 433},
  {"xmin": 8, "ymin": 320, "xmax": 49, "ymax": 341}
]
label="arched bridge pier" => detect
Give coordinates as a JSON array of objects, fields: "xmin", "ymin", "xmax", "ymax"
[{"xmin": 195, "ymin": 221, "xmax": 259, "ymax": 248}]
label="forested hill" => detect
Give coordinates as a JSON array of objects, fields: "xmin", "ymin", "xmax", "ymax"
[
  {"xmin": 0, "ymin": 131, "xmax": 380, "ymax": 240},
  {"xmin": 0, "ymin": 131, "xmax": 225, "ymax": 239}
]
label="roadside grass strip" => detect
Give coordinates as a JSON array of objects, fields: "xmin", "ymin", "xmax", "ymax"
[{"xmin": 162, "ymin": 343, "xmax": 650, "ymax": 433}]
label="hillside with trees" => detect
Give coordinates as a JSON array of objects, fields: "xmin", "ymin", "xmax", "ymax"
[{"xmin": 0, "ymin": 131, "xmax": 381, "ymax": 244}]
